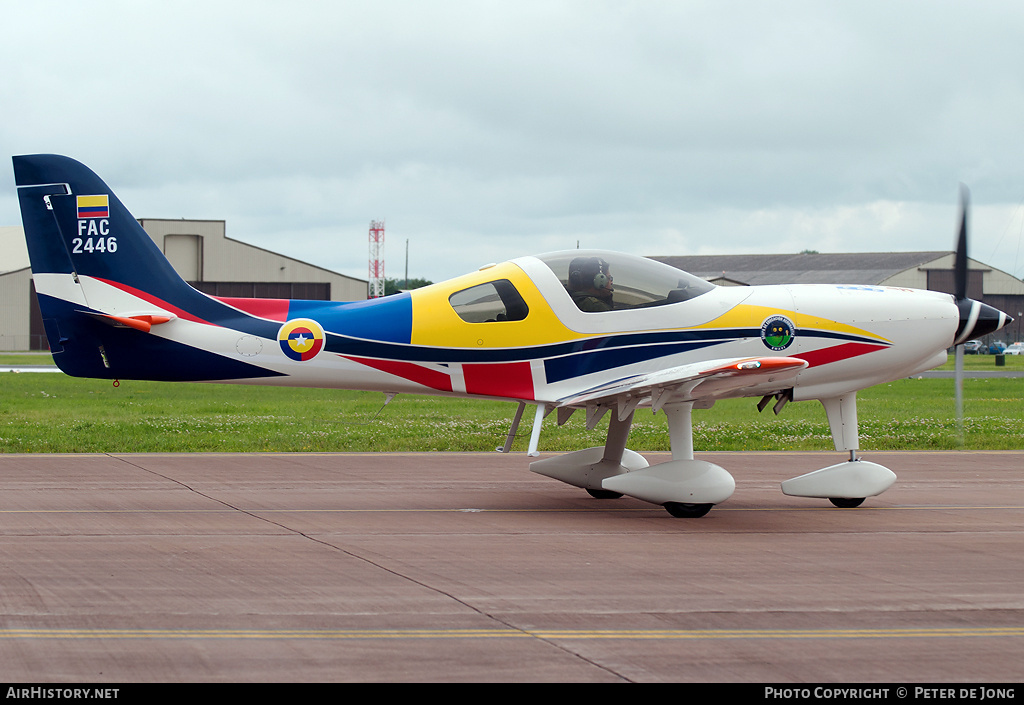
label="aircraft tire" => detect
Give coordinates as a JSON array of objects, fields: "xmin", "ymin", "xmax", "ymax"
[
  {"xmin": 829, "ymin": 497, "xmax": 865, "ymax": 508},
  {"xmin": 586, "ymin": 488, "xmax": 624, "ymax": 499},
  {"xmin": 663, "ymin": 502, "xmax": 713, "ymax": 518}
]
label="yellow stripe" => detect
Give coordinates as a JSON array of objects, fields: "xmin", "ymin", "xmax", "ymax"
[
  {"xmin": 410, "ymin": 262, "xmax": 586, "ymax": 348},
  {"xmin": 694, "ymin": 304, "xmax": 891, "ymax": 344},
  {"xmin": 76, "ymin": 195, "xmax": 108, "ymax": 207}
]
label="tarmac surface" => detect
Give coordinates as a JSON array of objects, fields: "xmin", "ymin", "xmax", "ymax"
[{"xmin": 0, "ymin": 449, "xmax": 1022, "ymax": 683}]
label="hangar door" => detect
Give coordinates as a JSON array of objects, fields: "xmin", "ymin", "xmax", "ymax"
[{"xmin": 164, "ymin": 234, "xmax": 202, "ymax": 281}]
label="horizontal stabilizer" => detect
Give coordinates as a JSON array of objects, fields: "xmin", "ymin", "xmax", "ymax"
[{"xmin": 83, "ymin": 312, "xmax": 176, "ymax": 333}]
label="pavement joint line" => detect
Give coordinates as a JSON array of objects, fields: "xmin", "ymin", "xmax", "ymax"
[
  {"xmin": 1, "ymin": 505, "xmax": 1022, "ymax": 514},
  {"xmin": 1, "ymin": 627, "xmax": 1023, "ymax": 640}
]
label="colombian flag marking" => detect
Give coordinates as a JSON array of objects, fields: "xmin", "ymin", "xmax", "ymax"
[
  {"xmin": 278, "ymin": 318, "xmax": 325, "ymax": 362},
  {"xmin": 77, "ymin": 195, "xmax": 109, "ymax": 219}
]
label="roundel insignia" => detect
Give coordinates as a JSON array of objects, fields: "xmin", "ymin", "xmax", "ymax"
[
  {"xmin": 278, "ymin": 319, "xmax": 326, "ymax": 362},
  {"xmin": 760, "ymin": 315, "xmax": 795, "ymax": 351}
]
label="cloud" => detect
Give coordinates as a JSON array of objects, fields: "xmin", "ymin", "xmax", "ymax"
[{"xmin": 2, "ymin": 1, "xmax": 1023, "ymax": 283}]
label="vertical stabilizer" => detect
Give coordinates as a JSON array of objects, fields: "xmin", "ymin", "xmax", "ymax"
[
  {"xmin": 12, "ymin": 155, "xmax": 281, "ymax": 382},
  {"xmin": 14, "ymin": 155, "xmax": 189, "ymax": 298}
]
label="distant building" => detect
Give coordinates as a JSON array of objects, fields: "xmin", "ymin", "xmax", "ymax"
[
  {"xmin": 1, "ymin": 220, "xmax": 366, "ymax": 350},
  {"xmin": 651, "ymin": 251, "xmax": 1024, "ymax": 343},
  {"xmin": 0, "ymin": 227, "xmax": 33, "ymax": 350}
]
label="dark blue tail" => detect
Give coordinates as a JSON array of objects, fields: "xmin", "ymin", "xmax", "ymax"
[
  {"xmin": 14, "ymin": 154, "xmax": 194, "ymax": 294},
  {"xmin": 13, "ymin": 154, "xmax": 281, "ymax": 381}
]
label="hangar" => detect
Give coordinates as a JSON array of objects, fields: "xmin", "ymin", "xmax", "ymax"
[
  {"xmin": 651, "ymin": 251, "xmax": 1024, "ymax": 345},
  {"xmin": 0, "ymin": 220, "xmax": 367, "ymax": 350}
]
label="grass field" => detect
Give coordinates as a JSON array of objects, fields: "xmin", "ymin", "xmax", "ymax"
[{"xmin": 1, "ymin": 365, "xmax": 1020, "ymax": 453}]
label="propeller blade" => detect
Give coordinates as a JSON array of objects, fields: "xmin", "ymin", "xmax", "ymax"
[
  {"xmin": 953, "ymin": 184, "xmax": 969, "ymax": 443},
  {"xmin": 948, "ymin": 183, "xmax": 1014, "ymax": 442},
  {"xmin": 954, "ymin": 184, "xmax": 969, "ymax": 301}
]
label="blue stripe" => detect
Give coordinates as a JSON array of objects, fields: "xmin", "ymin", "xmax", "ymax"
[
  {"xmin": 322, "ymin": 329, "xmax": 752, "ymax": 366},
  {"xmin": 289, "ymin": 294, "xmax": 412, "ymax": 344},
  {"xmin": 544, "ymin": 340, "xmax": 724, "ymax": 382}
]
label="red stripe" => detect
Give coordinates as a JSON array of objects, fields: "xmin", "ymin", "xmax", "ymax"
[
  {"xmin": 463, "ymin": 362, "xmax": 534, "ymax": 400},
  {"xmin": 214, "ymin": 297, "xmax": 290, "ymax": 322},
  {"xmin": 344, "ymin": 357, "xmax": 453, "ymax": 392},
  {"xmin": 96, "ymin": 278, "xmax": 214, "ymax": 326},
  {"xmin": 792, "ymin": 342, "xmax": 888, "ymax": 368}
]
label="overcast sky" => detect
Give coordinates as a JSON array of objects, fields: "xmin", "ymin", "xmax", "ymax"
[{"xmin": 2, "ymin": 1, "xmax": 1023, "ymax": 284}]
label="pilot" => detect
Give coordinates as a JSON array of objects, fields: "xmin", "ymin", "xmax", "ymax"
[{"xmin": 568, "ymin": 256, "xmax": 614, "ymax": 312}]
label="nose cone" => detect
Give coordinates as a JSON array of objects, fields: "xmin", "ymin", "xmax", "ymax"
[{"xmin": 955, "ymin": 299, "xmax": 1013, "ymax": 344}]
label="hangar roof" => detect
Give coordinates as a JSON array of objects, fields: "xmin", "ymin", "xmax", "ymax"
[{"xmin": 651, "ymin": 251, "xmax": 951, "ymax": 286}]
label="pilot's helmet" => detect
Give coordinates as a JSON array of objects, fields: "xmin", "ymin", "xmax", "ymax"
[{"xmin": 568, "ymin": 257, "xmax": 611, "ymax": 290}]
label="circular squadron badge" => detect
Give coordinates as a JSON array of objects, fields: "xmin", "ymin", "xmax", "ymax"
[
  {"xmin": 760, "ymin": 315, "xmax": 795, "ymax": 351},
  {"xmin": 278, "ymin": 318, "xmax": 326, "ymax": 362}
]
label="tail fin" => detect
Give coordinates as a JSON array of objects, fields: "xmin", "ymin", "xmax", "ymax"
[
  {"xmin": 13, "ymin": 154, "xmax": 281, "ymax": 381},
  {"xmin": 14, "ymin": 155, "xmax": 187, "ymax": 297}
]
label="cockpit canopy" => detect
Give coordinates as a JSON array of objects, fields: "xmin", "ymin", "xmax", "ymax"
[{"xmin": 536, "ymin": 250, "xmax": 715, "ymax": 311}]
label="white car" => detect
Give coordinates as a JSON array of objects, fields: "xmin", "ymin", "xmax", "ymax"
[{"xmin": 1004, "ymin": 343, "xmax": 1024, "ymax": 355}]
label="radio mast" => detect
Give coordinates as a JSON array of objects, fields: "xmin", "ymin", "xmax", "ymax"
[{"xmin": 368, "ymin": 219, "xmax": 385, "ymax": 298}]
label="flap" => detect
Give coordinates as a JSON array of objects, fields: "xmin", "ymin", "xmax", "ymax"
[{"xmin": 555, "ymin": 356, "xmax": 808, "ymax": 413}]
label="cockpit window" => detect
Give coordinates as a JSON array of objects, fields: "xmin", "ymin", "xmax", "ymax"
[
  {"xmin": 449, "ymin": 279, "xmax": 529, "ymax": 323},
  {"xmin": 537, "ymin": 250, "xmax": 714, "ymax": 312}
]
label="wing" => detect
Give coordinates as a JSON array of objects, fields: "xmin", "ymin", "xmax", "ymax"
[{"xmin": 553, "ymin": 357, "xmax": 808, "ymax": 428}]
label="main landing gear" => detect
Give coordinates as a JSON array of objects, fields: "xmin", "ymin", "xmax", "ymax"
[
  {"xmin": 530, "ymin": 401, "xmax": 735, "ymax": 518},
  {"xmin": 586, "ymin": 488, "xmax": 623, "ymax": 499},
  {"xmin": 663, "ymin": 502, "xmax": 714, "ymax": 518},
  {"xmin": 527, "ymin": 390, "xmax": 897, "ymax": 517}
]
